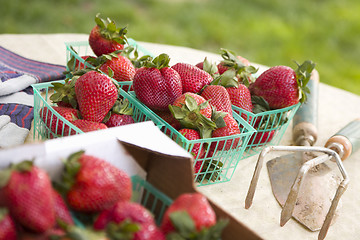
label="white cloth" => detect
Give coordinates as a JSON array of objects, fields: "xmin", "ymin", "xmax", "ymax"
[
  {"xmin": 0, "ymin": 74, "xmax": 37, "ymax": 96},
  {"xmin": 0, "ymin": 115, "xmax": 29, "ymax": 148}
]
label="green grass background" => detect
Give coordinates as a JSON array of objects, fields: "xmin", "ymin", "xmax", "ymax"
[{"xmin": 1, "ymin": 0, "xmax": 359, "ymax": 96}]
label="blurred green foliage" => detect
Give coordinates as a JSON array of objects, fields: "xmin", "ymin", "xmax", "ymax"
[{"xmin": 1, "ymin": 0, "xmax": 359, "ymax": 95}]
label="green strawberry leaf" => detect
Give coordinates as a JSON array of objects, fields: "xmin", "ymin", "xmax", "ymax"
[
  {"xmin": 0, "ymin": 168, "xmax": 12, "ymax": 188},
  {"xmin": 294, "ymin": 60, "xmax": 316, "ymax": 104},
  {"xmin": 170, "ymin": 211, "xmax": 196, "ymax": 237}
]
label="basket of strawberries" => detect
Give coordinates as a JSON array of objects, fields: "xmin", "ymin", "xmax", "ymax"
[{"xmin": 0, "ymin": 150, "xmax": 227, "ymax": 239}]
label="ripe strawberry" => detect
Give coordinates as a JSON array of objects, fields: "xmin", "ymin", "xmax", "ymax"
[
  {"xmin": 61, "ymin": 151, "xmax": 132, "ymax": 212},
  {"xmin": 99, "ymin": 52, "xmax": 136, "ymax": 83},
  {"xmin": 89, "ymin": 14, "xmax": 127, "ymax": 57},
  {"xmin": 226, "ymin": 84, "xmax": 253, "ymax": 113},
  {"xmin": 216, "ymin": 49, "xmax": 257, "ymax": 85},
  {"xmin": 161, "ymin": 193, "xmax": 227, "ymax": 238},
  {"xmin": 211, "ymin": 113, "xmax": 241, "ymax": 150},
  {"xmin": 154, "ymin": 109, "xmax": 181, "ymax": 131},
  {"xmin": 249, "ymin": 60, "xmax": 315, "ymax": 109},
  {"xmin": 94, "ymin": 201, "xmax": 155, "ymax": 230},
  {"xmin": 0, "ymin": 161, "xmax": 56, "ymax": 233},
  {"xmin": 0, "ymin": 208, "xmax": 17, "ymax": 240},
  {"xmin": 172, "ymin": 62, "xmax": 213, "ymax": 94},
  {"xmin": 249, "ymin": 129, "xmax": 275, "ymax": 145},
  {"xmin": 104, "ymin": 98, "xmax": 135, "ymax": 127},
  {"xmin": 133, "ymin": 53, "xmax": 182, "ymax": 111},
  {"xmin": 200, "ymin": 85, "xmax": 233, "ymax": 115},
  {"xmin": 40, "ymin": 106, "xmax": 79, "ymax": 135},
  {"xmin": 66, "ymin": 119, "xmax": 107, "ymax": 134},
  {"xmin": 94, "ymin": 201, "xmax": 165, "ymax": 240},
  {"xmin": 178, "ymin": 129, "xmax": 205, "ymax": 174},
  {"xmin": 169, "ymin": 92, "xmax": 217, "ymax": 139},
  {"xmin": 104, "ymin": 114, "xmax": 134, "ymax": 127},
  {"xmin": 75, "ymin": 70, "xmax": 118, "ymax": 122},
  {"xmin": 52, "ymin": 189, "xmax": 74, "ymax": 226}
]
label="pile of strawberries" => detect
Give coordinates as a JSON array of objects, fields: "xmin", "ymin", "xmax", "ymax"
[
  {"xmin": 0, "ymin": 151, "xmax": 227, "ymax": 239},
  {"xmin": 41, "ymin": 13, "xmax": 315, "ymax": 170}
]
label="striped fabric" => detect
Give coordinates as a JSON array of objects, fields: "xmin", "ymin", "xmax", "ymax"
[
  {"xmin": 0, "ymin": 103, "xmax": 33, "ymax": 130},
  {"xmin": 0, "ymin": 46, "xmax": 66, "ymax": 82}
]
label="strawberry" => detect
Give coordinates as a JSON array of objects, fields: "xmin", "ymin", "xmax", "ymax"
[
  {"xmin": 169, "ymin": 92, "xmax": 217, "ymax": 139},
  {"xmin": 153, "ymin": 109, "xmax": 181, "ymax": 131},
  {"xmin": 195, "ymin": 57, "xmax": 219, "ymax": 77},
  {"xmin": 39, "ymin": 106, "xmax": 79, "ymax": 135},
  {"xmin": 75, "ymin": 55, "xmax": 95, "ymax": 71},
  {"xmin": 200, "ymin": 85, "xmax": 233, "ymax": 115},
  {"xmin": 99, "ymin": 52, "xmax": 136, "ymax": 83},
  {"xmin": 249, "ymin": 129, "xmax": 275, "ymax": 145},
  {"xmin": 104, "ymin": 98, "xmax": 135, "ymax": 127},
  {"xmin": 133, "ymin": 53, "xmax": 182, "ymax": 111},
  {"xmin": 0, "ymin": 160, "xmax": 56, "ymax": 233},
  {"xmin": 94, "ymin": 201, "xmax": 165, "ymax": 240},
  {"xmin": 172, "ymin": 62, "xmax": 213, "ymax": 94},
  {"xmin": 75, "ymin": 70, "xmax": 118, "ymax": 122},
  {"xmin": 161, "ymin": 193, "xmax": 227, "ymax": 238},
  {"xmin": 88, "ymin": 14, "xmax": 127, "ymax": 57},
  {"xmin": 226, "ymin": 84, "xmax": 253, "ymax": 113},
  {"xmin": 52, "ymin": 189, "xmax": 74, "ymax": 226},
  {"xmin": 67, "ymin": 119, "xmax": 107, "ymax": 134},
  {"xmin": 60, "ymin": 151, "xmax": 132, "ymax": 212},
  {"xmin": 211, "ymin": 113, "xmax": 241, "ymax": 150},
  {"xmin": 178, "ymin": 129, "xmax": 205, "ymax": 174},
  {"xmin": 249, "ymin": 60, "xmax": 315, "ymax": 109},
  {"xmin": 104, "ymin": 114, "xmax": 134, "ymax": 128},
  {"xmin": 94, "ymin": 201, "xmax": 155, "ymax": 230},
  {"xmin": 0, "ymin": 208, "xmax": 17, "ymax": 240},
  {"xmin": 216, "ymin": 49, "xmax": 257, "ymax": 85}
]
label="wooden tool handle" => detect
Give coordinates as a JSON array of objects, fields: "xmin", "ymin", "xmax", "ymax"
[
  {"xmin": 292, "ymin": 70, "xmax": 319, "ymax": 146},
  {"xmin": 325, "ymin": 118, "xmax": 360, "ymax": 160}
]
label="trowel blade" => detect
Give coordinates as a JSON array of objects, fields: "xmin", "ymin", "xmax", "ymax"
[{"xmin": 266, "ymin": 152, "xmax": 342, "ymax": 231}]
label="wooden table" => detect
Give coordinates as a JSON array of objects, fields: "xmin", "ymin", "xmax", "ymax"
[{"xmin": 1, "ymin": 33, "xmax": 359, "ymax": 240}]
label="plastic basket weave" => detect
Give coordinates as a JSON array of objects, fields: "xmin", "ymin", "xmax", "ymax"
[
  {"xmin": 233, "ymin": 102, "xmax": 300, "ymax": 159},
  {"xmin": 131, "ymin": 175, "xmax": 172, "ymax": 225},
  {"xmin": 32, "ymin": 80, "xmax": 165, "ymax": 140},
  {"xmin": 126, "ymin": 92, "xmax": 256, "ymax": 187}
]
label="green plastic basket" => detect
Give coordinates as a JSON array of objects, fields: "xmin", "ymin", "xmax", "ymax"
[
  {"xmin": 31, "ymin": 80, "xmax": 165, "ymax": 140},
  {"xmin": 233, "ymin": 102, "xmax": 301, "ymax": 158},
  {"xmin": 131, "ymin": 175, "xmax": 173, "ymax": 226},
  {"xmin": 126, "ymin": 92, "xmax": 256, "ymax": 187},
  {"xmin": 65, "ymin": 39, "xmax": 153, "ymax": 92}
]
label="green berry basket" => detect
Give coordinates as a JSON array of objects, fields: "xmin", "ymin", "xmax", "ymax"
[
  {"xmin": 131, "ymin": 175, "xmax": 172, "ymax": 225},
  {"xmin": 233, "ymin": 102, "xmax": 301, "ymax": 159},
  {"xmin": 125, "ymin": 92, "xmax": 256, "ymax": 187},
  {"xmin": 31, "ymin": 80, "xmax": 165, "ymax": 140},
  {"xmin": 64, "ymin": 39, "xmax": 153, "ymax": 92}
]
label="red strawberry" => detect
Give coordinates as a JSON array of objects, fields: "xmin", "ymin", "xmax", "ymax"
[
  {"xmin": 153, "ymin": 109, "xmax": 181, "ymax": 131},
  {"xmin": 169, "ymin": 92, "xmax": 217, "ymax": 139},
  {"xmin": 94, "ymin": 201, "xmax": 165, "ymax": 240},
  {"xmin": 104, "ymin": 98, "xmax": 135, "ymax": 127},
  {"xmin": 40, "ymin": 106, "xmax": 79, "ymax": 135},
  {"xmin": 75, "ymin": 55, "xmax": 95, "ymax": 71},
  {"xmin": 94, "ymin": 201, "xmax": 155, "ymax": 230},
  {"xmin": 133, "ymin": 54, "xmax": 182, "ymax": 111},
  {"xmin": 99, "ymin": 53, "xmax": 136, "ymax": 83},
  {"xmin": 61, "ymin": 151, "xmax": 132, "ymax": 212},
  {"xmin": 161, "ymin": 193, "xmax": 226, "ymax": 238},
  {"xmin": 0, "ymin": 208, "xmax": 17, "ymax": 240},
  {"xmin": 52, "ymin": 189, "xmax": 74, "ymax": 226},
  {"xmin": 249, "ymin": 129, "xmax": 275, "ymax": 145},
  {"xmin": 226, "ymin": 84, "xmax": 253, "ymax": 113},
  {"xmin": 249, "ymin": 60, "xmax": 315, "ymax": 109},
  {"xmin": 216, "ymin": 49, "xmax": 256, "ymax": 85},
  {"xmin": 66, "ymin": 119, "xmax": 107, "ymax": 135},
  {"xmin": 211, "ymin": 113, "xmax": 241, "ymax": 150},
  {"xmin": 178, "ymin": 129, "xmax": 205, "ymax": 174},
  {"xmin": 75, "ymin": 70, "xmax": 118, "ymax": 122},
  {"xmin": 0, "ymin": 161, "xmax": 56, "ymax": 233},
  {"xmin": 172, "ymin": 62, "xmax": 213, "ymax": 94},
  {"xmin": 200, "ymin": 85, "xmax": 233, "ymax": 115},
  {"xmin": 104, "ymin": 114, "xmax": 134, "ymax": 127},
  {"xmin": 88, "ymin": 14, "xmax": 127, "ymax": 57}
]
